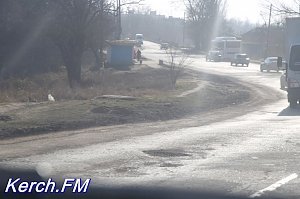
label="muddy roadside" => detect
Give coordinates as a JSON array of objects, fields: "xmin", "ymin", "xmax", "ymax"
[{"xmin": 0, "ymin": 66, "xmax": 250, "ymax": 140}]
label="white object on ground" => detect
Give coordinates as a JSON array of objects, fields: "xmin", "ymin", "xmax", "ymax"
[{"xmin": 48, "ymin": 94, "xmax": 55, "ymax": 102}]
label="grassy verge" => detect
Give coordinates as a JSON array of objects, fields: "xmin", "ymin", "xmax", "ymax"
[
  {"xmin": 0, "ymin": 64, "xmax": 251, "ymax": 139},
  {"xmin": 0, "ymin": 79, "xmax": 250, "ymax": 139},
  {"xmin": 0, "ymin": 66, "xmax": 194, "ymax": 103}
]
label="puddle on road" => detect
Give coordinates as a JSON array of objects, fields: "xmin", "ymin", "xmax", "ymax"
[
  {"xmin": 115, "ymin": 166, "xmax": 137, "ymax": 173},
  {"xmin": 143, "ymin": 149, "xmax": 191, "ymax": 158},
  {"xmin": 159, "ymin": 162, "xmax": 183, "ymax": 168}
]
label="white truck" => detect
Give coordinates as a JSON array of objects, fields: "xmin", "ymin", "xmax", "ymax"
[{"xmin": 282, "ymin": 17, "xmax": 300, "ymax": 108}]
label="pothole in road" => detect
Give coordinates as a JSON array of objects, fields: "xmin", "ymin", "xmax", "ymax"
[
  {"xmin": 160, "ymin": 162, "xmax": 183, "ymax": 168},
  {"xmin": 143, "ymin": 149, "xmax": 191, "ymax": 158},
  {"xmin": 115, "ymin": 166, "xmax": 137, "ymax": 173},
  {"xmin": 0, "ymin": 115, "xmax": 13, "ymax": 122}
]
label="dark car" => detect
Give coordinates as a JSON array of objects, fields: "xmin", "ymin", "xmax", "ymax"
[
  {"xmin": 160, "ymin": 43, "xmax": 169, "ymax": 50},
  {"xmin": 206, "ymin": 51, "xmax": 222, "ymax": 62},
  {"xmin": 231, "ymin": 53, "xmax": 250, "ymax": 67}
]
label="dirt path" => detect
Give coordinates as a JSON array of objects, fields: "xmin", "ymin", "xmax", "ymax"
[{"xmin": 177, "ymin": 82, "xmax": 208, "ymax": 97}]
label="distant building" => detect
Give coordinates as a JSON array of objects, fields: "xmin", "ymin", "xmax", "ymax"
[
  {"xmin": 241, "ymin": 26, "xmax": 284, "ymax": 59},
  {"xmin": 150, "ymin": 11, "xmax": 157, "ymax": 16},
  {"xmin": 121, "ymin": 12, "xmax": 193, "ymax": 47}
]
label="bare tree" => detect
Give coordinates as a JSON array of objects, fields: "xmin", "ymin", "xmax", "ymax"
[
  {"xmin": 165, "ymin": 47, "xmax": 191, "ymax": 90},
  {"xmin": 276, "ymin": 0, "xmax": 300, "ymax": 15},
  {"xmin": 184, "ymin": 0, "xmax": 226, "ymax": 51},
  {"xmin": 46, "ymin": 0, "xmax": 142, "ymax": 88},
  {"xmin": 45, "ymin": 0, "xmax": 107, "ymax": 88},
  {"xmin": 0, "ymin": 0, "xmax": 144, "ymax": 85},
  {"xmin": 0, "ymin": 0, "xmax": 63, "ymax": 78},
  {"xmin": 86, "ymin": 1, "xmax": 116, "ymax": 70},
  {"xmin": 264, "ymin": 0, "xmax": 300, "ymax": 17}
]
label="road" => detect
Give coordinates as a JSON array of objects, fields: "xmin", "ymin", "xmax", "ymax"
[{"xmin": 1, "ymin": 41, "xmax": 300, "ymax": 198}]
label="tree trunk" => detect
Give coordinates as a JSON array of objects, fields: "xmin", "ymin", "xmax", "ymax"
[
  {"xmin": 65, "ymin": 57, "xmax": 81, "ymax": 88},
  {"xmin": 92, "ymin": 48, "xmax": 101, "ymax": 70},
  {"xmin": 61, "ymin": 47, "xmax": 83, "ymax": 88}
]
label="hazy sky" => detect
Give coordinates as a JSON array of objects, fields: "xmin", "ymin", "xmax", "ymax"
[
  {"xmin": 226, "ymin": 0, "xmax": 262, "ymax": 23},
  {"xmin": 142, "ymin": 0, "xmax": 296, "ymax": 24}
]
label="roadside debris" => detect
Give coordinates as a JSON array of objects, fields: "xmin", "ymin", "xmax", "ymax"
[{"xmin": 48, "ymin": 94, "xmax": 55, "ymax": 102}]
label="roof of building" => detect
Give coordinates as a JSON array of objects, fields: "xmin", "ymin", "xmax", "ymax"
[
  {"xmin": 107, "ymin": 40, "xmax": 136, "ymax": 46},
  {"xmin": 242, "ymin": 26, "xmax": 284, "ymax": 43}
]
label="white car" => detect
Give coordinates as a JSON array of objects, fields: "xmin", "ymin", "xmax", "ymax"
[{"xmin": 260, "ymin": 57, "xmax": 280, "ymax": 72}]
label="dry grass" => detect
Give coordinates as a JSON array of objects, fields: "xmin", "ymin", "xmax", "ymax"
[
  {"xmin": 0, "ymin": 66, "xmax": 194, "ymax": 103},
  {"xmin": 0, "ymin": 69, "xmax": 251, "ymax": 139}
]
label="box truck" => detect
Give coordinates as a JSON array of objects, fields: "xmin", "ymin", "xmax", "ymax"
[{"xmin": 283, "ymin": 17, "xmax": 300, "ymax": 108}]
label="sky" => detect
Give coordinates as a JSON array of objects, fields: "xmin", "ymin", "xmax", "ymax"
[
  {"xmin": 141, "ymin": 0, "xmax": 297, "ymax": 24},
  {"xmin": 226, "ymin": 0, "xmax": 262, "ymax": 23}
]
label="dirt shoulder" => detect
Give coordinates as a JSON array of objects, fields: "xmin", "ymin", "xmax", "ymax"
[{"xmin": 0, "ymin": 66, "xmax": 250, "ymax": 140}]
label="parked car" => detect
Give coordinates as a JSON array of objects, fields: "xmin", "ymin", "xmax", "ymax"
[
  {"xmin": 230, "ymin": 53, "xmax": 250, "ymax": 67},
  {"xmin": 260, "ymin": 57, "xmax": 281, "ymax": 72},
  {"xmin": 135, "ymin": 33, "xmax": 143, "ymax": 47},
  {"xmin": 206, "ymin": 51, "xmax": 222, "ymax": 62},
  {"xmin": 160, "ymin": 43, "xmax": 169, "ymax": 50}
]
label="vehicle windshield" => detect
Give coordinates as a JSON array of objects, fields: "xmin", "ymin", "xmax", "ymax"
[
  {"xmin": 266, "ymin": 57, "xmax": 277, "ymax": 62},
  {"xmin": 237, "ymin": 54, "xmax": 247, "ymax": 58},
  {"xmin": 135, "ymin": 34, "xmax": 143, "ymax": 40},
  {"xmin": 226, "ymin": 41, "xmax": 241, "ymax": 48},
  {"xmin": 1, "ymin": 1, "xmax": 299, "ymax": 199}
]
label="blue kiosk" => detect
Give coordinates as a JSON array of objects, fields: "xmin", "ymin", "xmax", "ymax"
[{"xmin": 107, "ymin": 40, "xmax": 136, "ymax": 70}]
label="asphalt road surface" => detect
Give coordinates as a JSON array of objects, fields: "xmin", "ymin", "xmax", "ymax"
[{"xmin": 1, "ymin": 42, "xmax": 300, "ymax": 198}]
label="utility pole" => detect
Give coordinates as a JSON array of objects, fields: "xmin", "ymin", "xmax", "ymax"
[
  {"xmin": 115, "ymin": 0, "xmax": 122, "ymax": 40},
  {"xmin": 265, "ymin": 4, "xmax": 272, "ymax": 58},
  {"xmin": 183, "ymin": 12, "xmax": 186, "ymax": 47},
  {"xmin": 118, "ymin": 0, "xmax": 122, "ymax": 39},
  {"xmin": 100, "ymin": 0, "xmax": 105, "ymax": 67}
]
